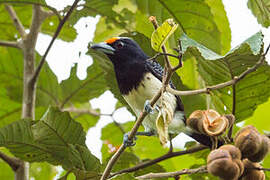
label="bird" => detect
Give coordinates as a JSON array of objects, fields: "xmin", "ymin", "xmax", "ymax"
[{"xmin": 91, "ymin": 37, "xmax": 219, "ymax": 148}]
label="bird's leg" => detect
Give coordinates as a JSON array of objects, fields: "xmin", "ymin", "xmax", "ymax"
[
  {"xmin": 168, "ymin": 134, "xmax": 174, "ymax": 153},
  {"xmin": 144, "ymin": 100, "xmax": 159, "ymax": 114},
  {"xmin": 123, "ymin": 131, "xmax": 155, "ymax": 147}
]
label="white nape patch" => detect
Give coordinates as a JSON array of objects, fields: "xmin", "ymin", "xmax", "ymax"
[{"xmin": 123, "ymin": 73, "xmax": 186, "ymax": 133}]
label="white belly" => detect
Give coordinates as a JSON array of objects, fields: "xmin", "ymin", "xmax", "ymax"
[{"xmin": 123, "ymin": 73, "xmax": 186, "ymax": 134}]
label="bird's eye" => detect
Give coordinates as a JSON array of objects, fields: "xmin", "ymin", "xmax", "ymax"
[{"xmin": 116, "ymin": 42, "xmax": 124, "ymax": 49}]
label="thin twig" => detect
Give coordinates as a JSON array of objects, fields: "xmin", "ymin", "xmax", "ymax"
[
  {"xmin": 166, "ymin": 42, "xmax": 270, "ymax": 96},
  {"xmin": 136, "ymin": 166, "xmax": 207, "ymax": 179},
  {"xmin": 62, "ymin": 107, "xmax": 105, "ymax": 117},
  {"xmin": 0, "ymin": 40, "xmax": 21, "ymax": 49},
  {"xmin": 5, "ymin": 4, "xmax": 26, "ymax": 38},
  {"xmin": 0, "ymin": 151, "xmax": 21, "ymax": 171},
  {"xmin": 30, "ymin": 0, "xmax": 80, "ymax": 86},
  {"xmin": 251, "ymin": 167, "xmax": 270, "ymax": 171},
  {"xmin": 109, "ymin": 145, "xmax": 207, "ymax": 178},
  {"xmin": 147, "ymin": 52, "xmax": 180, "ymax": 61}
]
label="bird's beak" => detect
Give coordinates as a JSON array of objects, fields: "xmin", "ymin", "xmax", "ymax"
[{"xmin": 91, "ymin": 42, "xmax": 115, "ymax": 55}]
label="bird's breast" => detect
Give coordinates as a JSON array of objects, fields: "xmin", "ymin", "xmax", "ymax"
[{"xmin": 123, "ymin": 73, "xmax": 182, "ymax": 132}]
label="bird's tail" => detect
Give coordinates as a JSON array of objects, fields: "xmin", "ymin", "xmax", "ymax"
[{"xmin": 187, "ymin": 131, "xmax": 224, "ymax": 148}]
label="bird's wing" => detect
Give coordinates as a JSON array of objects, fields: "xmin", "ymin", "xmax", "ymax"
[{"xmin": 145, "ymin": 60, "xmax": 185, "ymax": 112}]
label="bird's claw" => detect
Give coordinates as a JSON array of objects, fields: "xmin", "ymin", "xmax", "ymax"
[
  {"xmin": 144, "ymin": 100, "xmax": 159, "ymax": 114},
  {"xmin": 123, "ymin": 133, "xmax": 137, "ymax": 147}
]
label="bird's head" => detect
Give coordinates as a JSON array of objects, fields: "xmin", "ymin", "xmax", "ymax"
[{"xmin": 91, "ymin": 37, "xmax": 148, "ymax": 66}]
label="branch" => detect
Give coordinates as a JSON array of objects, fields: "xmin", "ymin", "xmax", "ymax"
[
  {"xmin": 0, "ymin": 151, "xmax": 21, "ymax": 171},
  {"xmin": 0, "ymin": 40, "xmax": 21, "ymax": 49},
  {"xmin": 136, "ymin": 166, "xmax": 207, "ymax": 179},
  {"xmin": 30, "ymin": 0, "xmax": 80, "ymax": 86},
  {"xmin": 5, "ymin": 4, "xmax": 26, "ymax": 38},
  {"xmin": 109, "ymin": 145, "xmax": 207, "ymax": 178},
  {"xmin": 26, "ymin": 5, "xmax": 50, "ymax": 47},
  {"xmin": 166, "ymin": 42, "xmax": 270, "ymax": 96},
  {"xmin": 62, "ymin": 107, "xmax": 104, "ymax": 116},
  {"xmin": 252, "ymin": 167, "xmax": 270, "ymax": 171}
]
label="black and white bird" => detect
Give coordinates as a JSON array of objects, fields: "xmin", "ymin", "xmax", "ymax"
[{"xmin": 91, "ymin": 37, "xmax": 216, "ymax": 148}]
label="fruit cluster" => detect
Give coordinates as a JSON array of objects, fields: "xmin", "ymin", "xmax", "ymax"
[
  {"xmin": 187, "ymin": 110, "xmax": 269, "ymax": 180},
  {"xmin": 207, "ymin": 126, "xmax": 269, "ymax": 180}
]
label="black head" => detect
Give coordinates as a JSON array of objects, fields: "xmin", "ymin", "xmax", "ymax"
[{"xmin": 91, "ymin": 37, "xmax": 148, "ymax": 66}]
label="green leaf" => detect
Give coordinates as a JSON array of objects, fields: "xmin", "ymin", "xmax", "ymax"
[
  {"xmin": 67, "ymin": 0, "xmax": 121, "ymax": 27},
  {"xmin": 133, "ymin": 161, "xmax": 166, "ymax": 180},
  {"xmin": 263, "ymin": 154, "xmax": 270, "ymax": 179},
  {"xmin": 94, "ymin": 17, "xmax": 125, "ymax": 43},
  {"xmin": 0, "ymin": 3, "xmax": 76, "ymax": 41},
  {"xmin": 151, "ymin": 18, "xmax": 178, "ymax": 52},
  {"xmin": 248, "ymin": 0, "xmax": 270, "ymax": 28},
  {"xmin": 204, "ymin": 0, "xmax": 231, "ymax": 54},
  {"xmin": 244, "ymin": 99, "xmax": 270, "ymax": 132},
  {"xmin": 180, "ymin": 32, "xmax": 270, "ymax": 122},
  {"xmin": 0, "ymin": 47, "xmax": 107, "ymax": 110},
  {"xmin": 69, "ymin": 103, "xmax": 100, "ymax": 132},
  {"xmin": 30, "ymin": 162, "xmax": 57, "ymax": 180},
  {"xmin": 85, "ymin": 0, "xmax": 231, "ymax": 55},
  {"xmin": 135, "ymin": 0, "xmax": 230, "ymax": 54},
  {"xmin": 0, "ymin": 107, "xmax": 101, "ymax": 171}
]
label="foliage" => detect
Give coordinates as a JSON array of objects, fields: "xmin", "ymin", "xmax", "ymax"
[
  {"xmin": 0, "ymin": 0, "xmax": 269, "ymax": 179},
  {"xmin": 248, "ymin": 0, "xmax": 270, "ymax": 28}
]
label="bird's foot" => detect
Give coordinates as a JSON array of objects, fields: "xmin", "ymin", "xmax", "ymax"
[
  {"xmin": 123, "ymin": 131, "xmax": 155, "ymax": 147},
  {"xmin": 144, "ymin": 100, "xmax": 159, "ymax": 114},
  {"xmin": 123, "ymin": 132, "xmax": 136, "ymax": 147}
]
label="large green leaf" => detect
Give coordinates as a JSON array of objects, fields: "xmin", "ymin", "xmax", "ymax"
[
  {"xmin": 72, "ymin": 0, "xmax": 231, "ymax": 54},
  {"xmin": 0, "ymin": 3, "xmax": 76, "ymax": 41},
  {"xmin": 248, "ymin": 0, "xmax": 270, "ymax": 28},
  {"xmin": 180, "ymin": 32, "xmax": 270, "ymax": 121},
  {"xmin": 0, "ymin": 107, "xmax": 101, "ymax": 172},
  {"xmin": 67, "ymin": 0, "xmax": 121, "ymax": 26},
  {"xmin": 0, "ymin": 47, "xmax": 107, "ymax": 109},
  {"xmin": 136, "ymin": 0, "xmax": 230, "ymax": 54}
]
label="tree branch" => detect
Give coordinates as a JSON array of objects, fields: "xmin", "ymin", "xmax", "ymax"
[
  {"xmin": 0, "ymin": 40, "xmax": 21, "ymax": 49},
  {"xmin": 0, "ymin": 151, "xmax": 21, "ymax": 171},
  {"xmin": 30, "ymin": 0, "xmax": 80, "ymax": 86},
  {"xmin": 136, "ymin": 166, "xmax": 207, "ymax": 179},
  {"xmin": 5, "ymin": 4, "xmax": 26, "ymax": 39},
  {"xmin": 109, "ymin": 145, "xmax": 207, "ymax": 178},
  {"xmin": 166, "ymin": 42, "xmax": 270, "ymax": 96},
  {"xmin": 252, "ymin": 167, "xmax": 270, "ymax": 171},
  {"xmin": 62, "ymin": 107, "xmax": 103, "ymax": 116}
]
